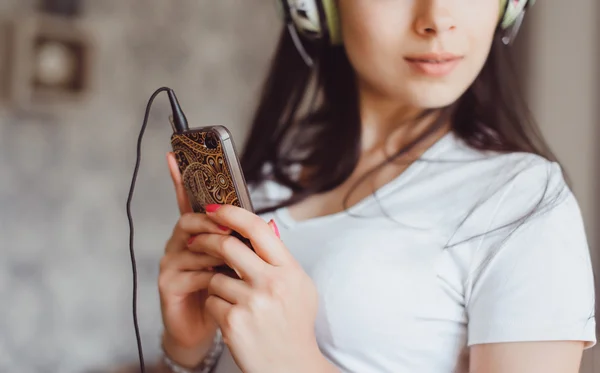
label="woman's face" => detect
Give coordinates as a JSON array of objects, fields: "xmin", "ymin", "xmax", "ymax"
[{"xmin": 338, "ymin": 0, "xmax": 501, "ymax": 108}]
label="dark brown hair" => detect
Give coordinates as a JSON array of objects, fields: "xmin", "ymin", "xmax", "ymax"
[
  {"xmin": 239, "ymin": 26, "xmax": 595, "ymax": 329},
  {"xmin": 240, "ymin": 27, "xmax": 559, "ymax": 214}
]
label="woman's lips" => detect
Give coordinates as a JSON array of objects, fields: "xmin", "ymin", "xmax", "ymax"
[{"xmin": 404, "ymin": 54, "xmax": 464, "ymax": 77}]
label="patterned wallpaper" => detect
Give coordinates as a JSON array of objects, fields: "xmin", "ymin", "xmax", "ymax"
[{"xmin": 0, "ymin": 1, "xmax": 279, "ymax": 371}]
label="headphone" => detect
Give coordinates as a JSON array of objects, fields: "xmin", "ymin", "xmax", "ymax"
[{"xmin": 277, "ymin": 0, "xmax": 535, "ymax": 65}]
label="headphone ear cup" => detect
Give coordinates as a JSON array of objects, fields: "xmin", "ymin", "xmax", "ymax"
[
  {"xmin": 279, "ymin": 0, "xmax": 342, "ymax": 45},
  {"xmin": 287, "ymin": 0, "xmax": 323, "ymax": 40},
  {"xmin": 499, "ymin": 0, "xmax": 530, "ymax": 29}
]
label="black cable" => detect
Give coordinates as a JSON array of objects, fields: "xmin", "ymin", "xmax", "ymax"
[{"xmin": 126, "ymin": 86, "xmax": 171, "ymax": 373}]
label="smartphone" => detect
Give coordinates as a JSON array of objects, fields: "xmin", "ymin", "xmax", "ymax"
[{"xmin": 170, "ymin": 124, "xmax": 254, "ymax": 277}]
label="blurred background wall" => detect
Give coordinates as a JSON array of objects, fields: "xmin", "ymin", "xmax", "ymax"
[
  {"xmin": 516, "ymin": 1, "xmax": 599, "ymax": 370},
  {"xmin": 0, "ymin": 1, "xmax": 279, "ymax": 371},
  {"xmin": 0, "ymin": 1, "xmax": 597, "ymax": 372}
]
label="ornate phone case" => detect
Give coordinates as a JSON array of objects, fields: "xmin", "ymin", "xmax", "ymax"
[
  {"xmin": 170, "ymin": 125, "xmax": 254, "ymax": 277},
  {"xmin": 170, "ymin": 125, "xmax": 253, "ymax": 213}
]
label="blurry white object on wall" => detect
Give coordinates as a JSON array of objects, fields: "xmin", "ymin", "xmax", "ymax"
[{"xmin": 1, "ymin": 12, "xmax": 93, "ymax": 112}]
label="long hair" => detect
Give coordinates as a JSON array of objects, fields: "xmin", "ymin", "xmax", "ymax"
[
  {"xmin": 240, "ymin": 27, "xmax": 560, "ymax": 214},
  {"xmin": 239, "ymin": 26, "xmax": 596, "ymax": 331}
]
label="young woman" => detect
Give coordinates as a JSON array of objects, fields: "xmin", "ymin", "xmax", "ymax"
[{"xmin": 158, "ymin": 1, "xmax": 596, "ymax": 372}]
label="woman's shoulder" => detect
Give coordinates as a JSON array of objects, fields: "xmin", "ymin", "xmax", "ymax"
[
  {"xmin": 441, "ymin": 138, "xmax": 580, "ymax": 250},
  {"xmin": 445, "ymin": 143, "xmax": 596, "ymax": 349},
  {"xmin": 491, "ymin": 151, "xmax": 567, "ymax": 202},
  {"xmin": 460, "ymin": 153, "xmax": 596, "ymax": 350},
  {"xmin": 444, "ymin": 133, "xmax": 570, "ymax": 203}
]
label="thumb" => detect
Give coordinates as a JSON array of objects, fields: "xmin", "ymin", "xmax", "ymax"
[{"xmin": 166, "ymin": 152, "xmax": 193, "ymax": 215}]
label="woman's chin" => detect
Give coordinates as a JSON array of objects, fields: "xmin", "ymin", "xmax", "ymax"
[{"xmin": 400, "ymin": 84, "xmax": 468, "ymax": 110}]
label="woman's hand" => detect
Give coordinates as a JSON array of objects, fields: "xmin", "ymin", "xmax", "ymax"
[
  {"xmin": 190, "ymin": 203, "xmax": 337, "ymax": 373},
  {"xmin": 158, "ymin": 153, "xmax": 230, "ymax": 367}
]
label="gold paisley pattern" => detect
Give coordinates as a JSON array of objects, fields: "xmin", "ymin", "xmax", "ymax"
[{"xmin": 171, "ymin": 130, "xmax": 240, "ymax": 213}]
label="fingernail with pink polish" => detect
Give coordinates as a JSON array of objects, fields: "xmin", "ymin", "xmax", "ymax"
[
  {"xmin": 269, "ymin": 219, "xmax": 280, "ymax": 238},
  {"xmin": 205, "ymin": 204, "xmax": 222, "ymax": 213},
  {"xmin": 187, "ymin": 236, "xmax": 196, "ymax": 246}
]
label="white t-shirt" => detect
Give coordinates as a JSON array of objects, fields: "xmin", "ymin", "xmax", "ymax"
[{"xmin": 214, "ymin": 132, "xmax": 596, "ymax": 373}]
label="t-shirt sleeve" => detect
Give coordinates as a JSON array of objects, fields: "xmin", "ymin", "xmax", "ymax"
[
  {"xmin": 466, "ymin": 161, "xmax": 597, "ymax": 348},
  {"xmin": 248, "ymin": 178, "xmax": 292, "ymax": 211}
]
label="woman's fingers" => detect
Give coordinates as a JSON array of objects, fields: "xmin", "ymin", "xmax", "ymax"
[
  {"xmin": 188, "ymin": 233, "xmax": 265, "ymax": 282},
  {"xmin": 205, "ymin": 205, "xmax": 291, "ymax": 266},
  {"xmin": 204, "ymin": 295, "xmax": 234, "ymax": 327},
  {"xmin": 167, "ymin": 152, "xmax": 193, "ymax": 215},
  {"xmin": 207, "ymin": 272, "xmax": 251, "ymax": 305},
  {"xmin": 166, "ymin": 213, "xmax": 231, "ymax": 253},
  {"xmin": 161, "ymin": 251, "xmax": 226, "ymax": 272},
  {"xmin": 159, "ymin": 270, "xmax": 215, "ymax": 296}
]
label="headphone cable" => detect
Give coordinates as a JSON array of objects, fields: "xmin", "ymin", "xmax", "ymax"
[
  {"xmin": 286, "ymin": 23, "xmax": 314, "ymax": 67},
  {"xmin": 126, "ymin": 86, "xmax": 171, "ymax": 373}
]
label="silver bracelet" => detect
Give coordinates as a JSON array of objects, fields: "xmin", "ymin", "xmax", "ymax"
[{"xmin": 162, "ymin": 329, "xmax": 224, "ymax": 373}]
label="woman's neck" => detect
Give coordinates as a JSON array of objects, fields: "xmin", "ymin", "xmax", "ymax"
[{"xmin": 357, "ymin": 81, "xmax": 450, "ymax": 155}]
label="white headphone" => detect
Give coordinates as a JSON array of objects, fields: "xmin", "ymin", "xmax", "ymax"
[{"xmin": 278, "ymin": 0, "xmax": 534, "ymax": 50}]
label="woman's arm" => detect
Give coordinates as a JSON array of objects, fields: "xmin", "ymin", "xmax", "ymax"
[{"xmin": 470, "ymin": 341, "xmax": 585, "ymax": 373}]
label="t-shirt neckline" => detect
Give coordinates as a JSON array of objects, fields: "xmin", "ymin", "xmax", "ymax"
[{"xmin": 275, "ymin": 131, "xmax": 456, "ymax": 229}]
